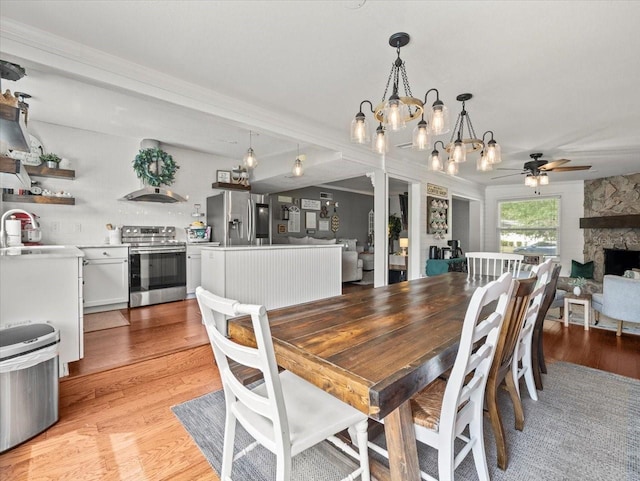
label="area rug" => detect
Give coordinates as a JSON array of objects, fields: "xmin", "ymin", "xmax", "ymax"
[
  {"xmin": 351, "ymin": 270, "xmax": 374, "ymax": 286},
  {"xmin": 83, "ymin": 310, "xmax": 130, "ymax": 333},
  {"xmin": 172, "ymin": 362, "xmax": 639, "ymax": 480}
]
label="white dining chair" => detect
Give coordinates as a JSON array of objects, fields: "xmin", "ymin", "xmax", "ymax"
[
  {"xmin": 512, "ymin": 259, "xmax": 552, "ymax": 401},
  {"xmin": 465, "ymin": 252, "xmax": 525, "ymax": 280},
  {"xmin": 195, "ymin": 287, "xmax": 370, "ymax": 481},
  {"xmin": 368, "ymin": 272, "xmax": 514, "ymax": 481}
]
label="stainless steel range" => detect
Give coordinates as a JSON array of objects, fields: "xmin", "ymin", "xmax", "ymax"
[{"xmin": 122, "ymin": 225, "xmax": 187, "ymax": 307}]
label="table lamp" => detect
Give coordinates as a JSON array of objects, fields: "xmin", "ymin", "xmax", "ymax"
[{"xmin": 399, "ymin": 237, "xmax": 409, "ymax": 256}]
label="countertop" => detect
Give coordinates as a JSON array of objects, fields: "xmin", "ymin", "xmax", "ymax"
[
  {"xmin": 0, "ymin": 245, "xmax": 84, "ymax": 259},
  {"xmin": 200, "ymin": 244, "xmax": 341, "ymax": 251}
]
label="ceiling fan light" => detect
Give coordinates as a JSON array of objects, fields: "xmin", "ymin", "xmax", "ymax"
[
  {"xmin": 350, "ymin": 112, "xmax": 370, "ymax": 144},
  {"xmin": 445, "ymin": 159, "xmax": 459, "ymax": 176},
  {"xmin": 382, "ymin": 94, "xmax": 408, "ymax": 131},
  {"xmin": 428, "ymin": 100, "xmax": 450, "ymax": 135},
  {"xmin": 243, "ymin": 147, "xmax": 258, "ymax": 169},
  {"xmin": 485, "ymin": 139, "xmax": 501, "ymax": 164},
  {"xmin": 412, "ymin": 119, "xmax": 430, "ymax": 150},
  {"xmin": 373, "ymin": 124, "xmax": 388, "ymax": 154},
  {"xmin": 429, "ymin": 149, "xmax": 443, "ymax": 171},
  {"xmin": 539, "ymin": 172, "xmax": 549, "ymax": 185}
]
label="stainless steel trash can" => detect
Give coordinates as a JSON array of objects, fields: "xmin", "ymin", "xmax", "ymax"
[{"xmin": 0, "ymin": 323, "xmax": 60, "ymax": 453}]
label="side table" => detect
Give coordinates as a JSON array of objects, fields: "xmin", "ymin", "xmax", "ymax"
[{"xmin": 563, "ymin": 293, "xmax": 592, "ymax": 330}]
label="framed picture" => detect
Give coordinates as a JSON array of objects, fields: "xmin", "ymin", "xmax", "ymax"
[
  {"xmin": 277, "ymin": 224, "xmax": 287, "ymax": 234},
  {"xmin": 217, "ymin": 170, "xmax": 231, "ymax": 183},
  {"xmin": 305, "ymin": 211, "xmax": 316, "ymax": 229}
]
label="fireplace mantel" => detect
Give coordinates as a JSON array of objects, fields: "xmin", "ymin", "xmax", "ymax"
[{"xmin": 579, "ymin": 214, "xmax": 640, "ymax": 229}]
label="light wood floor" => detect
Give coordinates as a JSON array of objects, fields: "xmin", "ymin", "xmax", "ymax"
[{"xmin": 1, "ymin": 293, "xmax": 639, "ymax": 480}]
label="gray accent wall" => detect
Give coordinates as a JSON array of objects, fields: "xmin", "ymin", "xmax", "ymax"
[
  {"xmin": 452, "ymin": 197, "xmax": 471, "ymax": 255},
  {"xmin": 271, "ymin": 186, "xmax": 373, "ymax": 247}
]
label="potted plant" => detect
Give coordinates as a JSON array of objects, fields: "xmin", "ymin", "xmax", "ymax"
[
  {"xmin": 388, "ymin": 214, "xmax": 402, "ymax": 254},
  {"xmin": 40, "ymin": 153, "xmax": 62, "ymax": 169},
  {"xmin": 569, "ymin": 276, "xmax": 587, "ymax": 296}
]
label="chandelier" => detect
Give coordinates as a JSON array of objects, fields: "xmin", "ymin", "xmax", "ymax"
[
  {"xmin": 350, "ymin": 32, "xmax": 450, "ymax": 153},
  {"xmin": 428, "ymin": 93, "xmax": 502, "ymax": 175}
]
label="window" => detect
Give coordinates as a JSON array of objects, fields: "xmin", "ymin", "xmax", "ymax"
[{"xmin": 498, "ymin": 197, "xmax": 559, "ymax": 256}]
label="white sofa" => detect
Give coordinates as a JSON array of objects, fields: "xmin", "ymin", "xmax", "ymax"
[{"xmin": 288, "ymin": 236, "xmax": 363, "ymax": 283}]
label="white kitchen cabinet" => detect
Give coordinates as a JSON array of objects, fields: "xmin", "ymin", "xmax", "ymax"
[
  {"xmin": 81, "ymin": 246, "xmax": 129, "ymax": 313},
  {"xmin": 1, "ymin": 246, "xmax": 84, "ymax": 377},
  {"xmin": 186, "ymin": 244, "xmax": 206, "ymax": 298}
]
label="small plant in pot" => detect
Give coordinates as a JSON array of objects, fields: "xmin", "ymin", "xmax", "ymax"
[
  {"xmin": 40, "ymin": 153, "xmax": 61, "ymax": 169},
  {"xmin": 569, "ymin": 276, "xmax": 587, "ymax": 296}
]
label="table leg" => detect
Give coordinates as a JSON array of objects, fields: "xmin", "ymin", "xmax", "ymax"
[
  {"xmin": 384, "ymin": 401, "xmax": 421, "ymax": 481},
  {"xmin": 584, "ymin": 301, "xmax": 590, "ymax": 330},
  {"xmin": 563, "ymin": 298, "xmax": 570, "ymax": 327}
]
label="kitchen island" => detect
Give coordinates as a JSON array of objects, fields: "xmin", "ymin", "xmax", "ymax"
[
  {"xmin": 200, "ymin": 244, "xmax": 342, "ymax": 330},
  {"xmin": 0, "ymin": 245, "xmax": 84, "ymax": 377}
]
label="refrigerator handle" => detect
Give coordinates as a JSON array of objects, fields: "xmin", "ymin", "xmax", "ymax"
[{"xmin": 247, "ymin": 198, "xmax": 253, "ymax": 242}]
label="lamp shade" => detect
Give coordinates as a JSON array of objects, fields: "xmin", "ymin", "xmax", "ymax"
[
  {"xmin": 399, "ymin": 237, "xmax": 409, "ymax": 248},
  {"xmin": 350, "ymin": 114, "xmax": 370, "ymax": 144}
]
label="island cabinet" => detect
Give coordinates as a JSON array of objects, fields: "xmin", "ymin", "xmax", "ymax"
[
  {"xmin": 186, "ymin": 244, "xmax": 211, "ymax": 298},
  {"xmin": 80, "ymin": 246, "xmax": 129, "ymax": 313},
  {"xmin": 200, "ymin": 245, "xmax": 342, "ymax": 334}
]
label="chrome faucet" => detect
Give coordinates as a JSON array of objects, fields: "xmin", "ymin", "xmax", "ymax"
[{"xmin": 0, "ymin": 208, "xmax": 37, "ymax": 248}]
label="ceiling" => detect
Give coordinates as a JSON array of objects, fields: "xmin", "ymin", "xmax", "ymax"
[{"xmin": 1, "ymin": 1, "xmax": 639, "ymax": 193}]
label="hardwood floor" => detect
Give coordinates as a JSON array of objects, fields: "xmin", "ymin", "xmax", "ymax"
[{"xmin": 1, "ymin": 293, "xmax": 638, "ymax": 480}]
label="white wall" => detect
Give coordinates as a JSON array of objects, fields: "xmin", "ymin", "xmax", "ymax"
[
  {"xmin": 1, "ymin": 121, "xmax": 234, "ymax": 245},
  {"xmin": 484, "ymin": 181, "xmax": 585, "ymax": 276}
]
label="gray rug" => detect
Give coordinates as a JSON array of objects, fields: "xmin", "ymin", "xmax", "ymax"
[{"xmin": 172, "ymin": 362, "xmax": 640, "ymax": 480}]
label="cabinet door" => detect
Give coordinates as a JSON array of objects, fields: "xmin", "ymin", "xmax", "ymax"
[
  {"xmin": 83, "ymin": 258, "xmax": 129, "ymax": 307},
  {"xmin": 186, "ymin": 254, "xmax": 202, "ymax": 295}
]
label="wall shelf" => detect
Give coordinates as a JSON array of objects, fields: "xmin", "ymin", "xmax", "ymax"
[
  {"xmin": 211, "ymin": 181, "xmax": 250, "ymax": 191},
  {"xmin": 2, "ymin": 193, "xmax": 75, "ymax": 205},
  {"xmin": 25, "ymin": 164, "xmax": 76, "ymax": 179}
]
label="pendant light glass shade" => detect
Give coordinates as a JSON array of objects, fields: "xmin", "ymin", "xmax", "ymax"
[
  {"xmin": 243, "ymin": 131, "xmax": 258, "ymax": 169},
  {"xmin": 373, "ymin": 124, "xmax": 388, "ymax": 154},
  {"xmin": 350, "ymin": 113, "xmax": 370, "ymax": 144},
  {"xmin": 484, "ymin": 139, "xmax": 501, "ymax": 164},
  {"xmin": 445, "ymin": 159, "xmax": 459, "ymax": 175},
  {"xmin": 428, "ymin": 101, "xmax": 450, "ymax": 135},
  {"xmin": 477, "ymin": 152, "xmax": 493, "ymax": 171},
  {"xmin": 292, "ymin": 157, "xmax": 304, "ymax": 177},
  {"xmin": 450, "ymin": 139, "xmax": 467, "ymax": 163},
  {"xmin": 412, "ymin": 119, "xmax": 430, "ymax": 150},
  {"xmin": 243, "ymin": 147, "xmax": 258, "ymax": 169},
  {"xmin": 429, "ymin": 151, "xmax": 443, "ymax": 171},
  {"xmin": 382, "ymin": 94, "xmax": 408, "ymax": 131}
]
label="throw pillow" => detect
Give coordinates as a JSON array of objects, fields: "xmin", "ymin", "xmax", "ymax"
[{"xmin": 570, "ymin": 260, "xmax": 594, "ymax": 279}]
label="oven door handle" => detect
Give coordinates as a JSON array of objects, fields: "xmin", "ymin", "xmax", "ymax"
[
  {"xmin": 247, "ymin": 198, "xmax": 253, "ymax": 242},
  {"xmin": 131, "ymin": 248, "xmax": 186, "ymax": 255}
]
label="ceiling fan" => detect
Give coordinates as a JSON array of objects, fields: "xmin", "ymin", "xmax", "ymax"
[{"xmin": 492, "ymin": 152, "xmax": 592, "ymax": 180}]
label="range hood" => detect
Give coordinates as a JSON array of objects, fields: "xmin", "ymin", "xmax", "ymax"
[
  {"xmin": 121, "ymin": 139, "xmax": 187, "ymax": 203},
  {"xmin": 0, "ymin": 61, "xmax": 30, "ymax": 152},
  {"xmin": 121, "ymin": 186, "xmax": 187, "ymax": 203}
]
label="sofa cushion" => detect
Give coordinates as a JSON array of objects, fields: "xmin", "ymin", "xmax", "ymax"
[
  {"xmin": 570, "ymin": 260, "xmax": 594, "ymax": 279},
  {"xmin": 307, "ymin": 237, "xmax": 336, "ymax": 245},
  {"xmin": 287, "ymin": 236, "xmax": 336, "ymax": 245}
]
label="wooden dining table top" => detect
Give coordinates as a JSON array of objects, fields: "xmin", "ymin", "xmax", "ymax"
[
  {"xmin": 229, "ymin": 272, "xmax": 489, "ymax": 420},
  {"xmin": 228, "ymin": 272, "xmax": 494, "ymax": 481}
]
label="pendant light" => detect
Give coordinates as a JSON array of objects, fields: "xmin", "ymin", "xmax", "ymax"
[
  {"xmin": 373, "ymin": 123, "xmax": 388, "ymax": 154},
  {"xmin": 292, "ymin": 145, "xmax": 305, "ymax": 177},
  {"xmin": 243, "ymin": 130, "xmax": 258, "ymax": 169},
  {"xmin": 428, "ymin": 141, "xmax": 445, "ymax": 172}
]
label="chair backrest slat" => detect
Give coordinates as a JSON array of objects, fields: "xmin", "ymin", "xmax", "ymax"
[{"xmin": 466, "ymin": 252, "xmax": 524, "ymax": 280}]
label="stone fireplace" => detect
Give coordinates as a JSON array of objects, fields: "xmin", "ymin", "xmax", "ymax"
[{"xmin": 583, "ymin": 173, "xmax": 640, "ymax": 281}]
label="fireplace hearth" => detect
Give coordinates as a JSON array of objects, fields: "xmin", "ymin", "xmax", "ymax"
[{"xmin": 604, "ymin": 248, "xmax": 640, "ymax": 276}]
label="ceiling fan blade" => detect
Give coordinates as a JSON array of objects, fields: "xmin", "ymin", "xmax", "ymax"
[
  {"xmin": 495, "ymin": 167, "xmax": 525, "ymax": 171},
  {"xmin": 539, "ymin": 159, "xmax": 571, "ymax": 170},
  {"xmin": 547, "ymin": 165, "xmax": 592, "ymax": 172},
  {"xmin": 491, "ymin": 172, "xmax": 526, "ymax": 179}
]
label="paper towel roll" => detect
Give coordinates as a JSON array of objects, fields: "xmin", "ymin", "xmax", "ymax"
[{"xmin": 6, "ymin": 217, "xmax": 23, "ymax": 246}]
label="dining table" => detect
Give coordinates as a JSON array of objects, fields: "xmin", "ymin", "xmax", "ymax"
[{"xmin": 228, "ymin": 272, "xmax": 492, "ymax": 481}]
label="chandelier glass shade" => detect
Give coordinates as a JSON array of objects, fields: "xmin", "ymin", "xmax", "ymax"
[
  {"xmin": 292, "ymin": 145, "xmax": 305, "ymax": 177},
  {"xmin": 350, "ymin": 33, "xmax": 450, "ymax": 152},
  {"xmin": 429, "ymin": 141, "xmax": 445, "ymax": 172},
  {"xmin": 243, "ymin": 131, "xmax": 258, "ymax": 169}
]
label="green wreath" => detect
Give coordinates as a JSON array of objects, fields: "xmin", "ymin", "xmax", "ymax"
[{"xmin": 132, "ymin": 148, "xmax": 179, "ymax": 187}]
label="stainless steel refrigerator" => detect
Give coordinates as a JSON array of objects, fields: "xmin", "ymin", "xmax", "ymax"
[{"xmin": 206, "ymin": 191, "xmax": 271, "ymax": 246}]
